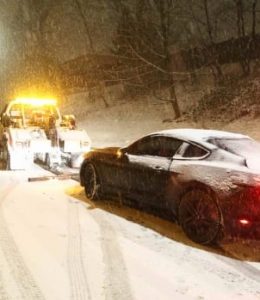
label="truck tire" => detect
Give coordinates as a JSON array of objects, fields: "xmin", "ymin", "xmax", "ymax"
[{"xmin": 0, "ymin": 145, "xmax": 10, "ymax": 170}]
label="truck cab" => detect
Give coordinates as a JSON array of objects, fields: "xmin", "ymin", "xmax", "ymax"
[{"xmin": 0, "ymin": 97, "xmax": 91, "ymax": 170}]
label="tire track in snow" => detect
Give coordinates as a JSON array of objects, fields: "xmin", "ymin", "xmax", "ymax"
[
  {"xmin": 0, "ymin": 184, "xmax": 45, "ymax": 300},
  {"xmin": 92, "ymin": 212, "xmax": 133, "ymax": 300},
  {"xmin": 0, "ymin": 249, "xmax": 9, "ymax": 300},
  {"xmin": 215, "ymin": 252, "xmax": 260, "ymax": 284},
  {"xmin": 108, "ymin": 214, "xmax": 260, "ymax": 297},
  {"xmin": 67, "ymin": 199, "xmax": 92, "ymax": 300},
  {"xmin": 182, "ymin": 246, "xmax": 260, "ymax": 296}
]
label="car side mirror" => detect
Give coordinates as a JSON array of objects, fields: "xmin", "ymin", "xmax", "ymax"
[{"xmin": 117, "ymin": 147, "xmax": 128, "ymax": 159}]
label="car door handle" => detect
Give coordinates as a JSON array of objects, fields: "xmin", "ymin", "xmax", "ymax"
[{"xmin": 154, "ymin": 166, "xmax": 163, "ymax": 171}]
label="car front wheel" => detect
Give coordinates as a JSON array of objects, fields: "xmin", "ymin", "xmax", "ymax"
[
  {"xmin": 84, "ymin": 163, "xmax": 100, "ymax": 200},
  {"xmin": 178, "ymin": 189, "xmax": 223, "ymax": 245}
]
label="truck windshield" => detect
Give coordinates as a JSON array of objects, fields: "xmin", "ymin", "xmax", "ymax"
[
  {"xmin": 8, "ymin": 103, "xmax": 60, "ymax": 128},
  {"xmin": 23, "ymin": 104, "xmax": 60, "ymax": 127}
]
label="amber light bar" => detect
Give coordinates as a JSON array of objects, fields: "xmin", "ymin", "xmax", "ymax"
[{"xmin": 14, "ymin": 97, "xmax": 57, "ymax": 106}]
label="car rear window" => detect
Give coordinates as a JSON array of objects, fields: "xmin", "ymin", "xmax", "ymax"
[
  {"xmin": 208, "ymin": 138, "xmax": 260, "ymax": 157},
  {"xmin": 183, "ymin": 144, "xmax": 208, "ymax": 158}
]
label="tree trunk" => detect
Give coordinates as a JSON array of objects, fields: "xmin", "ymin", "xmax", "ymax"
[
  {"xmin": 235, "ymin": 0, "xmax": 250, "ymax": 76},
  {"xmin": 251, "ymin": 0, "xmax": 258, "ymax": 66},
  {"xmin": 214, "ymin": 63, "xmax": 224, "ymax": 82},
  {"xmin": 204, "ymin": 0, "xmax": 224, "ymax": 83},
  {"xmin": 169, "ymin": 82, "xmax": 181, "ymax": 119},
  {"xmin": 252, "ymin": 0, "xmax": 258, "ymax": 38},
  {"xmin": 158, "ymin": 0, "xmax": 181, "ymax": 118},
  {"xmin": 73, "ymin": 0, "xmax": 95, "ymax": 52},
  {"xmin": 99, "ymin": 82, "xmax": 109, "ymax": 108}
]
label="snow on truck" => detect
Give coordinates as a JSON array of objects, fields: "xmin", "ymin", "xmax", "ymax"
[{"xmin": 0, "ymin": 97, "xmax": 91, "ymax": 170}]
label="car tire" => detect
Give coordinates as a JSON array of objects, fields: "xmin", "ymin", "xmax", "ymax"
[
  {"xmin": 178, "ymin": 189, "xmax": 223, "ymax": 245},
  {"xmin": 84, "ymin": 163, "xmax": 101, "ymax": 201},
  {"xmin": 0, "ymin": 145, "xmax": 10, "ymax": 170}
]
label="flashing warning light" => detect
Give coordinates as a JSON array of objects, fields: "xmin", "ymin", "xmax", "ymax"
[
  {"xmin": 238, "ymin": 218, "xmax": 251, "ymax": 226},
  {"xmin": 14, "ymin": 97, "xmax": 57, "ymax": 106}
]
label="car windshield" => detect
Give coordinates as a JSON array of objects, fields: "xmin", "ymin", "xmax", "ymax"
[{"xmin": 209, "ymin": 138, "xmax": 260, "ymax": 157}]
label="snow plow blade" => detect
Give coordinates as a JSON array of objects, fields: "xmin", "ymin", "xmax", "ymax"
[{"xmin": 28, "ymin": 173, "xmax": 79, "ymax": 182}]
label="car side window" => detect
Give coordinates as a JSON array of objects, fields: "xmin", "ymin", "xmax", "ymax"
[
  {"xmin": 126, "ymin": 137, "xmax": 154, "ymax": 155},
  {"xmin": 135, "ymin": 137, "xmax": 161, "ymax": 156},
  {"xmin": 127, "ymin": 136, "xmax": 182, "ymax": 158},
  {"xmin": 183, "ymin": 143, "xmax": 208, "ymax": 158},
  {"xmin": 159, "ymin": 137, "xmax": 182, "ymax": 158}
]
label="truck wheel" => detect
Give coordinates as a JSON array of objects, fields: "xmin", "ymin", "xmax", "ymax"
[
  {"xmin": 45, "ymin": 154, "xmax": 51, "ymax": 168},
  {"xmin": 45, "ymin": 153, "xmax": 58, "ymax": 169},
  {"xmin": 0, "ymin": 146, "xmax": 10, "ymax": 170},
  {"xmin": 178, "ymin": 189, "xmax": 223, "ymax": 245}
]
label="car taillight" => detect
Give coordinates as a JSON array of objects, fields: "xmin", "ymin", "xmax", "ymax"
[{"xmin": 238, "ymin": 218, "xmax": 251, "ymax": 226}]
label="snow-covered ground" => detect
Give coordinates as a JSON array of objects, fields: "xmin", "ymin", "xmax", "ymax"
[
  {"xmin": 0, "ymin": 165, "xmax": 260, "ymax": 300},
  {"xmin": 1, "ymin": 99, "xmax": 260, "ymax": 299}
]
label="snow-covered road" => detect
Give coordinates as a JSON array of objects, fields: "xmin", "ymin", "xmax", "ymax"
[{"xmin": 0, "ymin": 168, "xmax": 260, "ymax": 300}]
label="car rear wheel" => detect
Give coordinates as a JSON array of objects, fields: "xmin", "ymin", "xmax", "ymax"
[
  {"xmin": 84, "ymin": 163, "xmax": 100, "ymax": 200},
  {"xmin": 178, "ymin": 189, "xmax": 223, "ymax": 245}
]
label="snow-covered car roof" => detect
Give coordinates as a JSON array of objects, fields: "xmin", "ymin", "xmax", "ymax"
[{"xmin": 154, "ymin": 128, "xmax": 250, "ymax": 142}]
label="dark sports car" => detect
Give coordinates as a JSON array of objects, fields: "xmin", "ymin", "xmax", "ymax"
[{"xmin": 80, "ymin": 129, "xmax": 260, "ymax": 244}]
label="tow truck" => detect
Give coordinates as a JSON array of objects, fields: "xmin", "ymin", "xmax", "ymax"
[{"xmin": 0, "ymin": 97, "xmax": 91, "ymax": 170}]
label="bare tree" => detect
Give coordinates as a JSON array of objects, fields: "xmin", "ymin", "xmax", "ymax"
[
  {"xmin": 202, "ymin": 0, "xmax": 224, "ymax": 81},
  {"xmin": 19, "ymin": 0, "xmax": 64, "ymax": 54},
  {"xmin": 111, "ymin": 0, "xmax": 182, "ymax": 118},
  {"xmin": 5, "ymin": 0, "xmax": 64, "ymax": 98},
  {"xmin": 251, "ymin": 0, "xmax": 259, "ymax": 61},
  {"xmin": 233, "ymin": 0, "xmax": 253, "ymax": 75},
  {"xmin": 72, "ymin": 0, "xmax": 95, "ymax": 52},
  {"xmin": 252, "ymin": 0, "xmax": 258, "ymax": 38},
  {"xmin": 183, "ymin": 0, "xmax": 227, "ymax": 82},
  {"xmin": 70, "ymin": 0, "xmax": 113, "ymax": 107}
]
